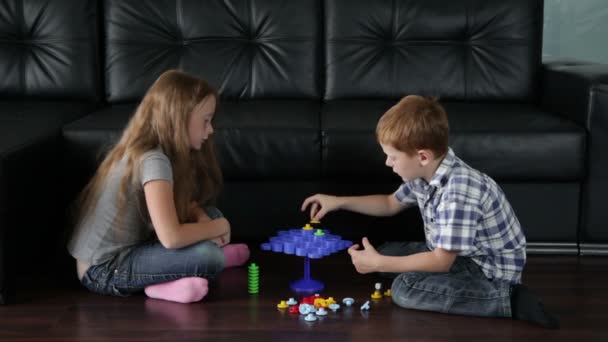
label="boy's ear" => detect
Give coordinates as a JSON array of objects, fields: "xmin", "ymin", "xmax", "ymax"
[{"xmin": 417, "ymin": 149, "xmax": 434, "ymax": 166}]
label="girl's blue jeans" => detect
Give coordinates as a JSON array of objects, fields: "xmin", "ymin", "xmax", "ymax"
[
  {"xmin": 378, "ymin": 241, "xmax": 513, "ymax": 318},
  {"xmin": 80, "ymin": 207, "xmax": 225, "ymax": 297}
]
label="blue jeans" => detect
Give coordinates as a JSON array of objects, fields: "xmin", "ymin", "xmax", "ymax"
[
  {"xmin": 378, "ymin": 241, "xmax": 512, "ymax": 318},
  {"xmin": 81, "ymin": 207, "xmax": 225, "ymax": 297}
]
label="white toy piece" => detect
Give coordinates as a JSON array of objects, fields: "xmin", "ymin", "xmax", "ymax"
[
  {"xmin": 342, "ymin": 297, "xmax": 355, "ymax": 306},
  {"xmin": 304, "ymin": 313, "xmax": 317, "ymax": 321}
]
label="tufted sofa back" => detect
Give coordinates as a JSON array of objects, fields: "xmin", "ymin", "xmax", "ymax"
[
  {"xmin": 104, "ymin": 0, "xmax": 321, "ymax": 103},
  {"xmin": 0, "ymin": 0, "xmax": 99, "ymax": 100},
  {"xmin": 325, "ymin": 0, "xmax": 543, "ymax": 101}
]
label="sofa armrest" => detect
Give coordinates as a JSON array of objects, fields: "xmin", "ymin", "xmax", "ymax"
[
  {"xmin": 541, "ymin": 60, "xmax": 608, "ymax": 253},
  {"xmin": 0, "ymin": 133, "xmax": 63, "ymax": 305},
  {"xmin": 0, "ymin": 161, "xmax": 9, "ymax": 304}
]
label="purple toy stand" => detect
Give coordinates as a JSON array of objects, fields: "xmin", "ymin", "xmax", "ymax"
[
  {"xmin": 290, "ymin": 257, "xmax": 324, "ymax": 293},
  {"xmin": 260, "ymin": 226, "xmax": 353, "ymax": 294}
]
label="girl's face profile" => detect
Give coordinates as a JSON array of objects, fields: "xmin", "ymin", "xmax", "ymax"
[{"xmin": 188, "ymin": 95, "xmax": 216, "ymax": 150}]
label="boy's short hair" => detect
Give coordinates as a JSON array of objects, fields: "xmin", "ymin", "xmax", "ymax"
[{"xmin": 376, "ymin": 95, "xmax": 449, "ymax": 158}]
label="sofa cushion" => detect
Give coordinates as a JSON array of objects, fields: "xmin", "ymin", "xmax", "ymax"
[
  {"xmin": 0, "ymin": 101, "xmax": 96, "ymax": 157},
  {"xmin": 324, "ymin": 0, "xmax": 542, "ymax": 101},
  {"xmin": 104, "ymin": 0, "xmax": 321, "ymax": 102},
  {"xmin": 322, "ymin": 101, "xmax": 585, "ymax": 182},
  {"xmin": 216, "ymin": 100, "xmax": 320, "ymax": 180},
  {"xmin": 63, "ymin": 100, "xmax": 321, "ymax": 181}
]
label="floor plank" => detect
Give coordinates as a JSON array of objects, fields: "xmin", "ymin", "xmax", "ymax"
[{"xmin": 1, "ymin": 250, "xmax": 607, "ymax": 341}]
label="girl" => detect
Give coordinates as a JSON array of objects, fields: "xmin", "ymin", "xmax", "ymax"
[{"xmin": 68, "ymin": 70, "xmax": 249, "ymax": 303}]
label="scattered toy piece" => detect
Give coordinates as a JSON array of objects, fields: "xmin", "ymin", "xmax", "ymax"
[
  {"xmin": 299, "ymin": 303, "xmax": 313, "ymax": 315},
  {"xmin": 328, "ymin": 303, "xmax": 340, "ymax": 311},
  {"xmin": 304, "ymin": 313, "xmax": 317, "ymax": 321},
  {"xmin": 248, "ymin": 263, "xmax": 260, "ymax": 294},
  {"xmin": 342, "ymin": 297, "xmax": 355, "ymax": 306}
]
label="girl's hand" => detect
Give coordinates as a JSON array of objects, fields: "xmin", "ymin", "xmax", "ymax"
[
  {"xmin": 347, "ymin": 237, "xmax": 382, "ymax": 274},
  {"xmin": 300, "ymin": 194, "xmax": 341, "ymax": 220},
  {"xmin": 210, "ymin": 222, "xmax": 231, "ymax": 247}
]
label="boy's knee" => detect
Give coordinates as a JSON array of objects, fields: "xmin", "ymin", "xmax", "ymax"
[{"xmin": 390, "ymin": 272, "xmax": 427, "ymax": 308}]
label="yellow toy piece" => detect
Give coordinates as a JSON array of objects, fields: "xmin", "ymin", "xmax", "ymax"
[
  {"xmin": 371, "ymin": 282, "xmax": 383, "ymax": 299},
  {"xmin": 302, "ymin": 223, "xmax": 313, "ymax": 230},
  {"xmin": 384, "ymin": 289, "xmax": 392, "ymax": 297},
  {"xmin": 277, "ymin": 300, "xmax": 289, "ymax": 309},
  {"xmin": 325, "ymin": 297, "xmax": 336, "ymax": 305},
  {"xmin": 310, "ymin": 218, "xmax": 321, "ymax": 224},
  {"xmin": 314, "ymin": 298, "xmax": 328, "ymax": 308}
]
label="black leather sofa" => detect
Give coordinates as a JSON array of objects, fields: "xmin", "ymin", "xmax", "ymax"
[{"xmin": 1, "ymin": 0, "xmax": 607, "ymax": 305}]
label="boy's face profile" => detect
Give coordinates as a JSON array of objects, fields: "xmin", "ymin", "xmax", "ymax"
[
  {"xmin": 188, "ymin": 95, "xmax": 216, "ymax": 150},
  {"xmin": 380, "ymin": 143, "xmax": 424, "ymax": 182}
]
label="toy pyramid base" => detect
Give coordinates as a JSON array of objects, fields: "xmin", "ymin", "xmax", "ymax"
[{"xmin": 290, "ymin": 278, "xmax": 324, "ymax": 293}]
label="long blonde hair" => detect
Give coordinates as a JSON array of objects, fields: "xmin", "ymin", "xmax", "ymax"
[{"xmin": 76, "ymin": 69, "xmax": 222, "ymax": 226}]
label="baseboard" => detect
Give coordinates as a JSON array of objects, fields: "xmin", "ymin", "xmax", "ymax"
[
  {"xmin": 527, "ymin": 242, "xmax": 579, "ymax": 255},
  {"xmin": 580, "ymin": 243, "xmax": 608, "ymax": 256}
]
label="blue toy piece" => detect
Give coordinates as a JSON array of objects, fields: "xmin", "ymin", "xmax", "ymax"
[{"xmin": 260, "ymin": 224, "xmax": 353, "ymax": 293}]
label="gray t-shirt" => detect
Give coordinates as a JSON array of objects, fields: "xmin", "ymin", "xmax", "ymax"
[{"xmin": 67, "ymin": 148, "xmax": 173, "ymax": 266}]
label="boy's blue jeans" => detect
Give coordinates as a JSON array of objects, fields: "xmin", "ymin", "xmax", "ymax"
[
  {"xmin": 80, "ymin": 207, "xmax": 225, "ymax": 297},
  {"xmin": 378, "ymin": 242, "xmax": 513, "ymax": 318}
]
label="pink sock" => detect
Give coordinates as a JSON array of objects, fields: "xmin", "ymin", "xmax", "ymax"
[
  {"xmin": 223, "ymin": 243, "xmax": 250, "ymax": 268},
  {"xmin": 144, "ymin": 277, "xmax": 208, "ymax": 303}
]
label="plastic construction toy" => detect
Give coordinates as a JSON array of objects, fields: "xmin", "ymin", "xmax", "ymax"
[
  {"xmin": 342, "ymin": 298, "xmax": 355, "ymax": 306},
  {"xmin": 360, "ymin": 300, "xmax": 371, "ymax": 311},
  {"xmin": 371, "ymin": 282, "xmax": 383, "ymax": 299},
  {"xmin": 248, "ymin": 263, "xmax": 260, "ymax": 294},
  {"xmin": 304, "ymin": 313, "xmax": 317, "ymax": 322},
  {"xmin": 260, "ymin": 222, "xmax": 353, "ymax": 293}
]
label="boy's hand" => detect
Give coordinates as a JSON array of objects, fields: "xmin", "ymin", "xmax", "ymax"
[
  {"xmin": 301, "ymin": 194, "xmax": 341, "ymax": 220},
  {"xmin": 347, "ymin": 237, "xmax": 382, "ymax": 274}
]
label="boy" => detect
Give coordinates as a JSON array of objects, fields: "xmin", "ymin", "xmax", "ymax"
[{"xmin": 301, "ymin": 95, "xmax": 559, "ymax": 328}]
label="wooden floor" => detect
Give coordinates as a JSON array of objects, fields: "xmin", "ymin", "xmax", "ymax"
[{"xmin": 1, "ymin": 249, "xmax": 608, "ymax": 342}]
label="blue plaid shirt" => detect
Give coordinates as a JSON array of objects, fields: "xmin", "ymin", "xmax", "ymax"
[{"xmin": 394, "ymin": 148, "xmax": 526, "ymax": 284}]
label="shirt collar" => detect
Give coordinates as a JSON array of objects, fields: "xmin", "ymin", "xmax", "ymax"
[{"xmin": 428, "ymin": 147, "xmax": 456, "ymax": 188}]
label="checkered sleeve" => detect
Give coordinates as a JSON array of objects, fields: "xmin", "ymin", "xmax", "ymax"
[
  {"xmin": 433, "ymin": 201, "xmax": 481, "ymax": 252},
  {"xmin": 393, "ymin": 182, "xmax": 417, "ymax": 205}
]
